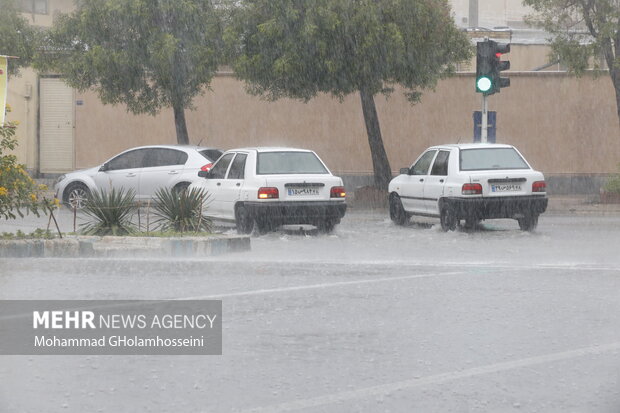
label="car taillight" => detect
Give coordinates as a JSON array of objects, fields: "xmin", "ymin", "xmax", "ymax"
[
  {"xmin": 462, "ymin": 183, "xmax": 482, "ymax": 195},
  {"xmin": 330, "ymin": 186, "xmax": 346, "ymax": 198},
  {"xmin": 532, "ymin": 181, "xmax": 546, "ymax": 192},
  {"xmin": 258, "ymin": 187, "xmax": 279, "ymax": 199},
  {"xmin": 200, "ymin": 163, "xmax": 213, "ymax": 172}
]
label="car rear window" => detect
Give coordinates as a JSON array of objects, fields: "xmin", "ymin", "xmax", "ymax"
[
  {"xmin": 199, "ymin": 149, "xmax": 223, "ymax": 162},
  {"xmin": 256, "ymin": 152, "xmax": 328, "ymax": 175},
  {"xmin": 460, "ymin": 148, "xmax": 529, "ymax": 171}
]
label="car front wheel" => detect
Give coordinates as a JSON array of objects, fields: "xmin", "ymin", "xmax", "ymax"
[
  {"xmin": 389, "ymin": 194, "xmax": 408, "ymax": 226},
  {"xmin": 63, "ymin": 182, "xmax": 90, "ymax": 209}
]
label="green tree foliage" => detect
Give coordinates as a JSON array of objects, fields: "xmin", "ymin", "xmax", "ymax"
[
  {"xmin": 0, "ymin": 0, "xmax": 40, "ymax": 77},
  {"xmin": 228, "ymin": 0, "xmax": 472, "ymax": 189},
  {"xmin": 36, "ymin": 0, "xmax": 225, "ymax": 145},
  {"xmin": 524, "ymin": 0, "xmax": 620, "ymax": 124}
]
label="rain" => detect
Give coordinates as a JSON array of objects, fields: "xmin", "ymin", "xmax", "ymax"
[{"xmin": 1, "ymin": 0, "xmax": 620, "ymax": 412}]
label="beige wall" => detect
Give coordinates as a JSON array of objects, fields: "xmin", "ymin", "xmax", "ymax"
[{"xmin": 74, "ymin": 72, "xmax": 620, "ymax": 178}]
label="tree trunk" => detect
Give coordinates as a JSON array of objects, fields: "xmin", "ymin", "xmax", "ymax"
[
  {"xmin": 609, "ymin": 67, "xmax": 620, "ymax": 126},
  {"xmin": 359, "ymin": 88, "xmax": 392, "ymax": 190},
  {"xmin": 173, "ymin": 101, "xmax": 190, "ymax": 145},
  {"xmin": 599, "ymin": 37, "xmax": 620, "ymax": 126}
]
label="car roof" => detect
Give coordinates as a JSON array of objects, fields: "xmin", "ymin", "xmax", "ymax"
[
  {"xmin": 120, "ymin": 144, "xmax": 219, "ymax": 152},
  {"xmin": 225, "ymin": 147, "xmax": 314, "ymax": 153},
  {"xmin": 428, "ymin": 143, "xmax": 515, "ymax": 150}
]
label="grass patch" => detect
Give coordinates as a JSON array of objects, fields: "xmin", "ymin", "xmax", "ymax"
[{"xmin": 0, "ymin": 228, "xmax": 55, "ymax": 240}]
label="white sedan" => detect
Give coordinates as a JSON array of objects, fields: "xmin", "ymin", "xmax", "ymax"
[
  {"xmin": 54, "ymin": 145, "xmax": 222, "ymax": 208},
  {"xmin": 190, "ymin": 147, "xmax": 347, "ymax": 234},
  {"xmin": 388, "ymin": 143, "xmax": 548, "ymax": 231}
]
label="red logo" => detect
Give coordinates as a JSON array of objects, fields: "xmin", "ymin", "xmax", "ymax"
[{"xmin": 0, "ymin": 69, "xmax": 3, "ymax": 75}]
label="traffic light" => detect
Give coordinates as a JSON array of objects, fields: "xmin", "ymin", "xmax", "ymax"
[
  {"xmin": 493, "ymin": 42, "xmax": 510, "ymax": 94},
  {"xmin": 476, "ymin": 40, "xmax": 511, "ymax": 95}
]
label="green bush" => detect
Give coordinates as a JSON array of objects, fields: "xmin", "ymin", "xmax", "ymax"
[
  {"xmin": 604, "ymin": 164, "xmax": 620, "ymax": 194},
  {"xmin": 80, "ymin": 188, "xmax": 137, "ymax": 235},
  {"xmin": 153, "ymin": 187, "xmax": 212, "ymax": 233},
  {"xmin": 0, "ymin": 116, "xmax": 55, "ymax": 219},
  {"xmin": 0, "ymin": 228, "xmax": 54, "ymax": 239}
]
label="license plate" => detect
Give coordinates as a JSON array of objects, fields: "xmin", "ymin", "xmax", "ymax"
[
  {"xmin": 491, "ymin": 184, "xmax": 521, "ymax": 192},
  {"xmin": 287, "ymin": 188, "xmax": 320, "ymax": 196}
]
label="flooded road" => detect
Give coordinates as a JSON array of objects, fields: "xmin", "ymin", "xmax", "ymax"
[{"xmin": 1, "ymin": 211, "xmax": 620, "ymax": 412}]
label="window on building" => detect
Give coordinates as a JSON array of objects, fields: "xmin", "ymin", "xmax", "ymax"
[{"xmin": 20, "ymin": 0, "xmax": 48, "ymax": 14}]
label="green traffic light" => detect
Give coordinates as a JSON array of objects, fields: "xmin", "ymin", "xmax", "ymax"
[{"xmin": 477, "ymin": 76, "xmax": 492, "ymax": 92}]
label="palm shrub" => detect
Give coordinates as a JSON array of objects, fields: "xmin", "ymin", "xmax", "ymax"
[
  {"xmin": 153, "ymin": 187, "xmax": 212, "ymax": 233},
  {"xmin": 80, "ymin": 188, "xmax": 136, "ymax": 235},
  {"xmin": 603, "ymin": 163, "xmax": 620, "ymax": 194}
]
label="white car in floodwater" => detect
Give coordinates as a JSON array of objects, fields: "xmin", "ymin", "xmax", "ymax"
[
  {"xmin": 190, "ymin": 147, "xmax": 347, "ymax": 234},
  {"xmin": 388, "ymin": 143, "xmax": 548, "ymax": 231}
]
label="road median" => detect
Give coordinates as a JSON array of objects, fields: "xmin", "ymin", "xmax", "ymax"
[{"xmin": 0, "ymin": 234, "xmax": 250, "ymax": 258}]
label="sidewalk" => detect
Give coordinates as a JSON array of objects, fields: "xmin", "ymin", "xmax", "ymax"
[{"xmin": 546, "ymin": 195, "xmax": 620, "ymax": 215}]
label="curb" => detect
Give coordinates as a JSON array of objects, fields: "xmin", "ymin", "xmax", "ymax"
[{"xmin": 0, "ymin": 235, "xmax": 251, "ymax": 258}]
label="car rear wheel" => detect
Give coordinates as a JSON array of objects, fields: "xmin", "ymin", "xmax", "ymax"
[
  {"xmin": 440, "ymin": 205, "xmax": 457, "ymax": 232},
  {"xmin": 462, "ymin": 217, "xmax": 480, "ymax": 230},
  {"xmin": 317, "ymin": 219, "xmax": 336, "ymax": 234},
  {"xmin": 235, "ymin": 205, "xmax": 254, "ymax": 234},
  {"xmin": 389, "ymin": 194, "xmax": 408, "ymax": 226},
  {"xmin": 63, "ymin": 182, "xmax": 90, "ymax": 209},
  {"xmin": 255, "ymin": 217, "xmax": 276, "ymax": 235},
  {"xmin": 518, "ymin": 214, "xmax": 539, "ymax": 231},
  {"xmin": 173, "ymin": 182, "xmax": 190, "ymax": 196}
]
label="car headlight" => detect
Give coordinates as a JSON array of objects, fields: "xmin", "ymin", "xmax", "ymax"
[{"xmin": 55, "ymin": 175, "xmax": 66, "ymax": 186}]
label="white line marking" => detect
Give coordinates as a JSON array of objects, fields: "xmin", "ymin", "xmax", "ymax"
[
  {"xmin": 0, "ymin": 271, "xmax": 468, "ymax": 321},
  {"xmin": 239, "ymin": 342, "xmax": 620, "ymax": 413},
  {"xmin": 181, "ymin": 271, "xmax": 467, "ymax": 300}
]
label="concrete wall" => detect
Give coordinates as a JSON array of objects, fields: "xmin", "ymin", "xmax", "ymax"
[{"xmin": 72, "ymin": 71, "xmax": 620, "ymax": 183}]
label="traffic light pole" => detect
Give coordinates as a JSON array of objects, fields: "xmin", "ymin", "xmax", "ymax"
[{"xmin": 481, "ymin": 94, "xmax": 488, "ymax": 143}]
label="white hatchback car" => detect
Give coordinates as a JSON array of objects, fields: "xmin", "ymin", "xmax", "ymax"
[
  {"xmin": 190, "ymin": 147, "xmax": 347, "ymax": 234},
  {"xmin": 388, "ymin": 143, "xmax": 548, "ymax": 231},
  {"xmin": 54, "ymin": 145, "xmax": 222, "ymax": 208}
]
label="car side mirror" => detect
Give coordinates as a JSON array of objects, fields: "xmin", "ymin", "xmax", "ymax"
[
  {"xmin": 399, "ymin": 167, "xmax": 410, "ymax": 175},
  {"xmin": 198, "ymin": 170, "xmax": 211, "ymax": 179},
  {"xmin": 99, "ymin": 163, "xmax": 109, "ymax": 172}
]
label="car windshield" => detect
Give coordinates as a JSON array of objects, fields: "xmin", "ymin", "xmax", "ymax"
[
  {"xmin": 199, "ymin": 149, "xmax": 223, "ymax": 162},
  {"xmin": 256, "ymin": 151, "xmax": 328, "ymax": 174},
  {"xmin": 460, "ymin": 148, "xmax": 529, "ymax": 171}
]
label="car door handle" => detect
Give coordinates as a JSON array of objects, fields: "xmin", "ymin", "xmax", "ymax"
[
  {"xmin": 419, "ymin": 178, "xmax": 424, "ymax": 182},
  {"xmin": 439, "ymin": 179, "xmax": 444, "ymax": 183},
  {"xmin": 217, "ymin": 182, "xmax": 221, "ymax": 186},
  {"xmin": 236, "ymin": 183, "xmax": 241, "ymax": 187},
  {"xmin": 168, "ymin": 170, "xmax": 179, "ymax": 175},
  {"xmin": 126, "ymin": 173, "xmax": 136, "ymax": 177}
]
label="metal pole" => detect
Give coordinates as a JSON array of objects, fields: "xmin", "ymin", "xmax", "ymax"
[{"xmin": 481, "ymin": 94, "xmax": 488, "ymax": 143}]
